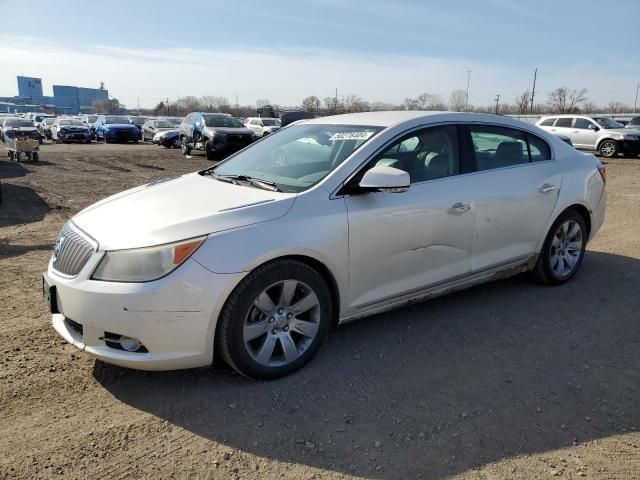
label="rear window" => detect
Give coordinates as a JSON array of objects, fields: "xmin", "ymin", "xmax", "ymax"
[
  {"xmin": 555, "ymin": 118, "xmax": 573, "ymax": 128},
  {"xmin": 540, "ymin": 118, "xmax": 556, "ymax": 126}
]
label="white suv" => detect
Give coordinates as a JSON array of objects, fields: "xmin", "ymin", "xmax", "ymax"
[
  {"xmin": 536, "ymin": 114, "xmax": 640, "ymax": 158},
  {"xmin": 244, "ymin": 117, "xmax": 281, "ymax": 137}
]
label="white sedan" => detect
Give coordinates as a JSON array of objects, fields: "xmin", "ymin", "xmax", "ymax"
[{"xmin": 44, "ymin": 112, "xmax": 606, "ymax": 379}]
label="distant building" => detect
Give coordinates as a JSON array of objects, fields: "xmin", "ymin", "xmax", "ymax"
[
  {"xmin": 17, "ymin": 76, "xmax": 43, "ymax": 98},
  {"xmin": 53, "ymin": 85, "xmax": 109, "ymax": 114},
  {"xmin": 1, "ymin": 76, "xmax": 110, "ymax": 114}
]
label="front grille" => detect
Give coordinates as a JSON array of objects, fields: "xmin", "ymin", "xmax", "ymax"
[{"xmin": 52, "ymin": 223, "xmax": 96, "ymax": 277}]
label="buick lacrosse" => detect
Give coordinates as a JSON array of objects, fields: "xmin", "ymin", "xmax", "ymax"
[{"xmin": 44, "ymin": 112, "xmax": 606, "ymax": 379}]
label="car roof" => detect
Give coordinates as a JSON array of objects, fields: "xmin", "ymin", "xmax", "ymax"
[{"xmin": 303, "ymin": 111, "xmax": 537, "ymax": 129}]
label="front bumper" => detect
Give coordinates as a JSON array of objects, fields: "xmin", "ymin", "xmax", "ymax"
[
  {"xmin": 105, "ymin": 130, "xmax": 139, "ymax": 142},
  {"xmin": 59, "ymin": 131, "xmax": 92, "ymax": 142},
  {"xmin": 45, "ymin": 254, "xmax": 245, "ymax": 370},
  {"xmin": 213, "ymin": 135, "xmax": 254, "ymax": 155},
  {"xmin": 620, "ymin": 139, "xmax": 640, "ymax": 156}
]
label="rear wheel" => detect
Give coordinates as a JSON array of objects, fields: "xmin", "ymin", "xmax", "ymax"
[
  {"xmin": 32, "ymin": 152, "xmax": 39, "ymax": 162},
  {"xmin": 217, "ymin": 259, "xmax": 332, "ymax": 379},
  {"xmin": 598, "ymin": 139, "xmax": 618, "ymax": 158},
  {"xmin": 533, "ymin": 209, "xmax": 587, "ymax": 285}
]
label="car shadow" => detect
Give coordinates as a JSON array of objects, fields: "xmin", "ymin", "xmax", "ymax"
[
  {"xmin": 93, "ymin": 251, "xmax": 640, "ymax": 479},
  {"xmin": 0, "ymin": 183, "xmax": 49, "ymax": 227},
  {"xmin": 0, "ymin": 160, "xmax": 27, "ymax": 179}
]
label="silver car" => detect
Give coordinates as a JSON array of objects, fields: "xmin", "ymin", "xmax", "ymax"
[
  {"xmin": 45, "ymin": 111, "xmax": 606, "ymax": 379},
  {"xmin": 536, "ymin": 114, "xmax": 640, "ymax": 158}
]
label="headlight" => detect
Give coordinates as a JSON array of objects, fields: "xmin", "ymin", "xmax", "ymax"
[{"xmin": 92, "ymin": 237, "xmax": 206, "ymax": 282}]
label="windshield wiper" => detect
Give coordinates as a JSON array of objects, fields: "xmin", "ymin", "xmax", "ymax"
[{"xmin": 212, "ymin": 173, "xmax": 281, "ymax": 192}]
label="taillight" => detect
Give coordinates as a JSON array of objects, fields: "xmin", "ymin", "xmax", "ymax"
[{"xmin": 597, "ymin": 164, "xmax": 606, "ymax": 184}]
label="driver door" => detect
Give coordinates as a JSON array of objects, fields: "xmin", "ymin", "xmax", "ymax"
[{"xmin": 344, "ymin": 125, "xmax": 476, "ymax": 311}]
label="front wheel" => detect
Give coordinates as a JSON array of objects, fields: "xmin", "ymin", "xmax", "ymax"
[
  {"xmin": 217, "ymin": 259, "xmax": 332, "ymax": 379},
  {"xmin": 533, "ymin": 209, "xmax": 587, "ymax": 285},
  {"xmin": 205, "ymin": 140, "xmax": 216, "ymax": 160},
  {"xmin": 598, "ymin": 139, "xmax": 618, "ymax": 158}
]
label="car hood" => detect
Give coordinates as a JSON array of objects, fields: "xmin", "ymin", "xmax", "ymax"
[
  {"xmin": 155, "ymin": 127, "xmax": 176, "ymax": 133},
  {"xmin": 72, "ymin": 172, "xmax": 297, "ymax": 250},
  {"xmin": 5, "ymin": 126, "xmax": 37, "ymax": 132},
  {"xmin": 105, "ymin": 124, "xmax": 137, "ymax": 129},
  {"xmin": 206, "ymin": 127, "xmax": 254, "ymax": 136},
  {"xmin": 604, "ymin": 128, "xmax": 639, "ymax": 135}
]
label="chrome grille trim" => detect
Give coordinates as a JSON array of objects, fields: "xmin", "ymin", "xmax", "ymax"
[{"xmin": 52, "ymin": 222, "xmax": 97, "ymax": 277}]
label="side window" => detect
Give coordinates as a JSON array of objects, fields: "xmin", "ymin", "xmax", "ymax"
[
  {"xmin": 555, "ymin": 118, "xmax": 573, "ymax": 128},
  {"xmin": 369, "ymin": 125, "xmax": 460, "ymax": 183},
  {"xmin": 526, "ymin": 133, "xmax": 551, "ymax": 162},
  {"xmin": 469, "ymin": 125, "xmax": 528, "ymax": 170},
  {"xmin": 574, "ymin": 118, "xmax": 594, "ymax": 129},
  {"xmin": 540, "ymin": 118, "xmax": 556, "ymax": 126}
]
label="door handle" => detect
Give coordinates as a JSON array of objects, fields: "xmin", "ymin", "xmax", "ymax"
[
  {"xmin": 447, "ymin": 202, "xmax": 470, "ymax": 214},
  {"xmin": 538, "ymin": 183, "xmax": 558, "ymax": 194}
]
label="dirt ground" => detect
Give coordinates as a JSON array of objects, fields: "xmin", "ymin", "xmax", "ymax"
[{"xmin": 1, "ymin": 142, "xmax": 639, "ymax": 480}]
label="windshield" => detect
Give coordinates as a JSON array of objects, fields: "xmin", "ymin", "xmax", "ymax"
[
  {"xmin": 60, "ymin": 120, "xmax": 84, "ymax": 126},
  {"xmin": 594, "ymin": 117, "xmax": 624, "ymax": 129},
  {"xmin": 130, "ymin": 116, "xmax": 150, "ymax": 126},
  {"xmin": 154, "ymin": 121, "xmax": 174, "ymax": 128},
  {"xmin": 87, "ymin": 115, "xmax": 97, "ymax": 123},
  {"xmin": 212, "ymin": 124, "xmax": 383, "ymax": 192},
  {"xmin": 164, "ymin": 117, "xmax": 182, "ymax": 125},
  {"xmin": 261, "ymin": 118, "xmax": 279, "ymax": 126},
  {"xmin": 204, "ymin": 116, "xmax": 244, "ymax": 128},
  {"xmin": 5, "ymin": 119, "xmax": 34, "ymax": 127},
  {"xmin": 105, "ymin": 116, "xmax": 130, "ymax": 124}
]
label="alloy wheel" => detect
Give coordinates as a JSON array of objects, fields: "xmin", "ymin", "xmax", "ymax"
[
  {"xmin": 243, "ymin": 280, "xmax": 321, "ymax": 367},
  {"xmin": 549, "ymin": 219, "xmax": 583, "ymax": 278}
]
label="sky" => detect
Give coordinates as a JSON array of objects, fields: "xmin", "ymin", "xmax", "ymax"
[{"xmin": 1, "ymin": 0, "xmax": 638, "ymax": 109}]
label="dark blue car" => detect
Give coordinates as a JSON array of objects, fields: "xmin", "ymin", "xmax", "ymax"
[{"xmin": 94, "ymin": 115, "xmax": 140, "ymax": 143}]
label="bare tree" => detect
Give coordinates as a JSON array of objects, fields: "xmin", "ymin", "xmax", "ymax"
[
  {"xmin": 201, "ymin": 95, "xmax": 230, "ymax": 112},
  {"xmin": 416, "ymin": 93, "xmax": 446, "ymax": 110},
  {"xmin": 369, "ymin": 101, "xmax": 395, "ymax": 111},
  {"xmin": 547, "ymin": 87, "xmax": 588, "ymax": 113},
  {"xmin": 580, "ymin": 101, "xmax": 598, "ymax": 113},
  {"xmin": 402, "ymin": 97, "xmax": 418, "ymax": 110},
  {"xmin": 323, "ymin": 96, "xmax": 340, "ymax": 115},
  {"xmin": 301, "ymin": 95, "xmax": 321, "ymax": 113},
  {"xmin": 605, "ymin": 101, "xmax": 630, "ymax": 114},
  {"xmin": 256, "ymin": 98, "xmax": 271, "ymax": 108},
  {"xmin": 449, "ymin": 89, "xmax": 467, "ymax": 112},
  {"xmin": 514, "ymin": 90, "xmax": 531, "ymax": 114}
]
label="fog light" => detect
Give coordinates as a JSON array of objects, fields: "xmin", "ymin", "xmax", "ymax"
[{"xmin": 119, "ymin": 336, "xmax": 141, "ymax": 352}]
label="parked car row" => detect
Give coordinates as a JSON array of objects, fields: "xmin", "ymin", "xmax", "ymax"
[{"xmin": 536, "ymin": 114, "xmax": 640, "ymax": 158}]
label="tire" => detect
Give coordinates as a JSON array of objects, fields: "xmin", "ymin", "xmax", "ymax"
[
  {"xmin": 32, "ymin": 152, "xmax": 39, "ymax": 162},
  {"xmin": 205, "ymin": 140, "xmax": 216, "ymax": 160},
  {"xmin": 532, "ymin": 209, "xmax": 587, "ymax": 285},
  {"xmin": 105, "ymin": 136, "xmax": 110, "ymax": 144},
  {"xmin": 217, "ymin": 259, "xmax": 332, "ymax": 380},
  {"xmin": 181, "ymin": 137, "xmax": 191, "ymax": 156},
  {"xmin": 133, "ymin": 139, "xmax": 139, "ymax": 144},
  {"xmin": 598, "ymin": 139, "xmax": 618, "ymax": 158}
]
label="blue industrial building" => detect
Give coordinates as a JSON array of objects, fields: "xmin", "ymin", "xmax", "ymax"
[
  {"xmin": 0, "ymin": 76, "xmax": 110, "ymax": 114},
  {"xmin": 17, "ymin": 76, "xmax": 43, "ymax": 98}
]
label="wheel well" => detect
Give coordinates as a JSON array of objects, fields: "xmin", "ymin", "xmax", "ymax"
[
  {"xmin": 596, "ymin": 137, "xmax": 616, "ymax": 149},
  {"xmin": 277, "ymin": 255, "xmax": 341, "ymax": 329},
  {"xmin": 565, "ymin": 204, "xmax": 591, "ymax": 238}
]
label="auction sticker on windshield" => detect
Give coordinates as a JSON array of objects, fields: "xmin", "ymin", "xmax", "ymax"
[{"xmin": 330, "ymin": 131, "xmax": 374, "ymax": 141}]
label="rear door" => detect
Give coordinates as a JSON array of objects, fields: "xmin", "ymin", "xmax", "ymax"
[{"xmin": 465, "ymin": 124, "xmax": 562, "ymax": 272}]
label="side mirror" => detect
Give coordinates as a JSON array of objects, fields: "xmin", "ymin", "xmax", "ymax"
[
  {"xmin": 358, "ymin": 165, "xmax": 410, "ymax": 193},
  {"xmin": 588, "ymin": 124, "xmax": 599, "ymax": 131}
]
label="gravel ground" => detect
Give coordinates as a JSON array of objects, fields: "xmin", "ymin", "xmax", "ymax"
[{"xmin": 1, "ymin": 142, "xmax": 639, "ymax": 480}]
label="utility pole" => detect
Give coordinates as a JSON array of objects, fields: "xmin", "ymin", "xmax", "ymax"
[
  {"xmin": 530, "ymin": 68, "xmax": 537, "ymax": 113},
  {"xmin": 494, "ymin": 94, "xmax": 500, "ymax": 115},
  {"xmin": 634, "ymin": 82, "xmax": 639, "ymax": 114},
  {"xmin": 137, "ymin": 97, "xmax": 140, "ymax": 115},
  {"xmin": 335, "ymin": 87, "xmax": 338, "ymax": 115},
  {"xmin": 465, "ymin": 70, "xmax": 471, "ymax": 112},
  {"xmin": 166, "ymin": 97, "xmax": 169, "ymax": 116}
]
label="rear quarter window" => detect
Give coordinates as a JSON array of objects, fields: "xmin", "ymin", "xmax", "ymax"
[
  {"xmin": 526, "ymin": 133, "xmax": 551, "ymax": 162},
  {"xmin": 540, "ymin": 118, "xmax": 556, "ymax": 126},
  {"xmin": 555, "ymin": 118, "xmax": 573, "ymax": 128}
]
